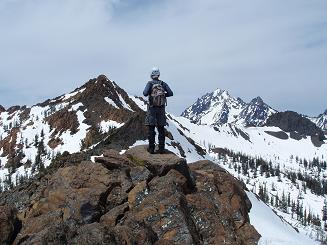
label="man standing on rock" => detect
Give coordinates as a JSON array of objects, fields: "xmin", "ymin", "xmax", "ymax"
[{"xmin": 143, "ymin": 67, "xmax": 173, "ymax": 154}]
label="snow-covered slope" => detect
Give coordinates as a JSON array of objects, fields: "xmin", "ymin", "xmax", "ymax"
[
  {"xmin": 247, "ymin": 192, "xmax": 319, "ymax": 245},
  {"xmin": 310, "ymin": 109, "xmax": 327, "ymax": 131},
  {"xmin": 173, "ymin": 115, "xmax": 326, "ymax": 163},
  {"xmin": 181, "ymin": 88, "xmax": 276, "ymax": 126}
]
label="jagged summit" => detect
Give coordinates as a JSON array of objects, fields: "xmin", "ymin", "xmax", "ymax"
[
  {"xmin": 0, "ymin": 145, "xmax": 260, "ymax": 244},
  {"xmin": 38, "ymin": 74, "xmax": 140, "ymax": 114},
  {"xmin": 181, "ymin": 89, "xmax": 275, "ymax": 126},
  {"xmin": 238, "ymin": 96, "xmax": 276, "ymax": 126},
  {"xmin": 250, "ymin": 96, "xmax": 264, "ymax": 104},
  {"xmin": 181, "ymin": 88, "xmax": 246, "ymax": 125}
]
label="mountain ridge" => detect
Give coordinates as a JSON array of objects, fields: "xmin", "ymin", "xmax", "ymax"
[
  {"xmin": 182, "ymin": 88, "xmax": 326, "ymax": 132},
  {"xmin": 181, "ymin": 88, "xmax": 276, "ymax": 127}
]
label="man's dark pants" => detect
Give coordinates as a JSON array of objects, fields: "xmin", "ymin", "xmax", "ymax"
[{"xmin": 145, "ymin": 106, "xmax": 166, "ymax": 151}]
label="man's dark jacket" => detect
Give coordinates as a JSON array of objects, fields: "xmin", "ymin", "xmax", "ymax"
[{"xmin": 143, "ymin": 80, "xmax": 173, "ymax": 126}]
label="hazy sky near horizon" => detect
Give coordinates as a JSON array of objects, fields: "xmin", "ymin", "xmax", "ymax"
[{"xmin": 0, "ymin": 0, "xmax": 326, "ymax": 116}]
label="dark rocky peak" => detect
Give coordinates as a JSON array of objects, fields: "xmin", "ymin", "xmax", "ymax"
[
  {"xmin": 324, "ymin": 109, "xmax": 327, "ymax": 115},
  {"xmin": 0, "ymin": 145, "xmax": 260, "ymax": 244},
  {"xmin": 38, "ymin": 74, "xmax": 140, "ymax": 113},
  {"xmin": 266, "ymin": 111, "xmax": 325, "ymax": 141},
  {"xmin": 237, "ymin": 97, "xmax": 246, "ymax": 106},
  {"xmin": 249, "ymin": 96, "xmax": 264, "ymax": 106},
  {"xmin": 38, "ymin": 75, "xmax": 142, "ymax": 130},
  {"xmin": 79, "ymin": 74, "xmax": 117, "ymax": 97},
  {"xmin": 70, "ymin": 74, "xmax": 141, "ymax": 113},
  {"xmin": 7, "ymin": 105, "xmax": 21, "ymax": 114},
  {"xmin": 239, "ymin": 96, "xmax": 275, "ymax": 126},
  {"xmin": 0, "ymin": 105, "xmax": 5, "ymax": 113}
]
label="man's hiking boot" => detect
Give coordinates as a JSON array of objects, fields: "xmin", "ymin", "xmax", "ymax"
[
  {"xmin": 156, "ymin": 146, "xmax": 165, "ymax": 154},
  {"xmin": 147, "ymin": 147, "xmax": 155, "ymax": 154}
]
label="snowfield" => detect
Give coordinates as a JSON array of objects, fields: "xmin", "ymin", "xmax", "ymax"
[{"xmin": 247, "ymin": 192, "xmax": 319, "ymax": 245}]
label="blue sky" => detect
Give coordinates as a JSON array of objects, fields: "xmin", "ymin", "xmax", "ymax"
[{"xmin": 0, "ymin": 0, "xmax": 326, "ymax": 116}]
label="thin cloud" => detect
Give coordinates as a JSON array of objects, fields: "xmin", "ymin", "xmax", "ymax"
[{"xmin": 0, "ymin": 0, "xmax": 326, "ymax": 116}]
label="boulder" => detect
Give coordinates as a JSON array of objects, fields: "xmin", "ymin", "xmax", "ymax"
[
  {"xmin": 188, "ymin": 160, "xmax": 260, "ymax": 244},
  {"xmin": 13, "ymin": 160, "xmax": 132, "ymax": 244},
  {"xmin": 125, "ymin": 145, "xmax": 195, "ymax": 190}
]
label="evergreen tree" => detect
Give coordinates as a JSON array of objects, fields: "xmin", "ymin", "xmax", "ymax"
[{"xmin": 34, "ymin": 134, "xmax": 39, "ymax": 147}]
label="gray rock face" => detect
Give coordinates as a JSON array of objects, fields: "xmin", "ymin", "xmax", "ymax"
[
  {"xmin": 0, "ymin": 205, "xmax": 21, "ymax": 244},
  {"xmin": 1, "ymin": 145, "xmax": 260, "ymax": 245}
]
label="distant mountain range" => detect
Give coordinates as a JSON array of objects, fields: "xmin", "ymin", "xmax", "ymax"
[{"xmin": 181, "ymin": 88, "xmax": 326, "ymax": 132}]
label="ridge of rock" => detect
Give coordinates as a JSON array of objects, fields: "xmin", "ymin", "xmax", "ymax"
[
  {"xmin": 0, "ymin": 145, "xmax": 260, "ymax": 244},
  {"xmin": 265, "ymin": 111, "xmax": 325, "ymax": 141}
]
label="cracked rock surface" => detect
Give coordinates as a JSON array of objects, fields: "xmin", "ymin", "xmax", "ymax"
[{"xmin": 0, "ymin": 145, "xmax": 260, "ymax": 244}]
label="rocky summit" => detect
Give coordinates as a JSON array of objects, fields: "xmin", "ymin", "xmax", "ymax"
[{"xmin": 0, "ymin": 145, "xmax": 260, "ymax": 245}]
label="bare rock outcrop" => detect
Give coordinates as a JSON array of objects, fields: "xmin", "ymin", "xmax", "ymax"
[
  {"xmin": 0, "ymin": 145, "xmax": 260, "ymax": 244},
  {"xmin": 0, "ymin": 105, "xmax": 5, "ymax": 113}
]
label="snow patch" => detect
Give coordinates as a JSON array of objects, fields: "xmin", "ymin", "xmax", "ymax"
[
  {"xmin": 129, "ymin": 96, "xmax": 147, "ymax": 111},
  {"xmin": 118, "ymin": 93, "xmax": 133, "ymax": 111},
  {"xmin": 99, "ymin": 120, "xmax": 124, "ymax": 133},
  {"xmin": 61, "ymin": 88, "xmax": 86, "ymax": 101},
  {"xmin": 104, "ymin": 97, "xmax": 119, "ymax": 109},
  {"xmin": 247, "ymin": 192, "xmax": 318, "ymax": 245}
]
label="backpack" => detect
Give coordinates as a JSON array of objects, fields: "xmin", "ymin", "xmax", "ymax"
[{"xmin": 150, "ymin": 81, "xmax": 166, "ymax": 107}]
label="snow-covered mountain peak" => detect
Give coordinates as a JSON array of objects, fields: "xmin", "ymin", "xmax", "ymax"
[
  {"xmin": 181, "ymin": 88, "xmax": 246, "ymax": 125},
  {"xmin": 182, "ymin": 89, "xmax": 275, "ymax": 126},
  {"xmin": 212, "ymin": 88, "xmax": 230, "ymax": 100}
]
